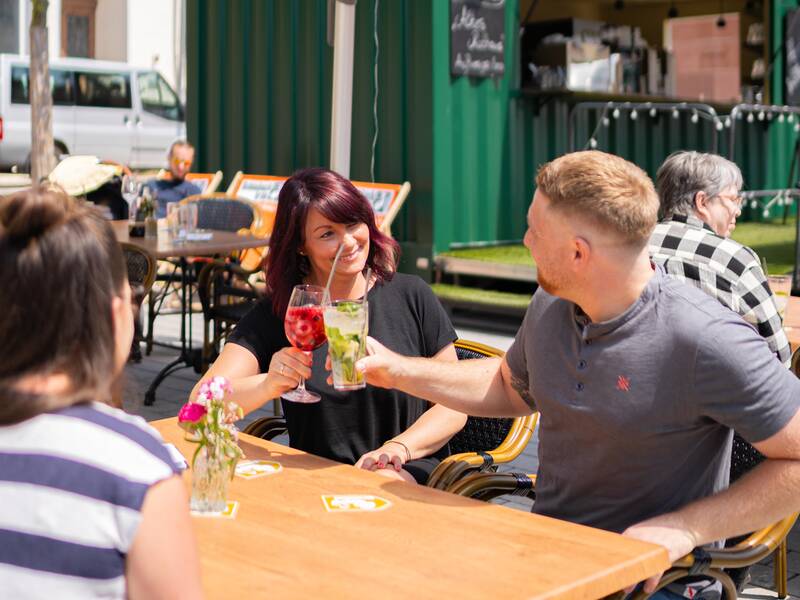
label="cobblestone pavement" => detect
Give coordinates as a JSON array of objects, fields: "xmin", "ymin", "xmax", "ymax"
[{"xmin": 126, "ymin": 312, "xmax": 796, "ymax": 598}]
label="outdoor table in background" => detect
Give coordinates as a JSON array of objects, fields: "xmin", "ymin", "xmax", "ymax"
[
  {"xmin": 784, "ymin": 296, "xmax": 800, "ymax": 352},
  {"xmin": 113, "ymin": 221, "xmax": 268, "ymax": 404},
  {"xmin": 153, "ymin": 418, "xmax": 669, "ymax": 599}
]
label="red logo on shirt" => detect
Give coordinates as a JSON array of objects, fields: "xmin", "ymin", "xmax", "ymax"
[{"xmin": 616, "ymin": 375, "xmax": 630, "ymax": 391}]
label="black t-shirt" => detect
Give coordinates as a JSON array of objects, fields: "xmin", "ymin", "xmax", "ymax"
[{"xmin": 228, "ymin": 273, "xmax": 458, "ymax": 465}]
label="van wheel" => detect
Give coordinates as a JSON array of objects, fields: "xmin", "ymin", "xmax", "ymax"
[{"xmin": 22, "ymin": 141, "xmax": 68, "ymax": 176}]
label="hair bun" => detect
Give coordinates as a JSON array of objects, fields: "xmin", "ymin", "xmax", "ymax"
[{"xmin": 1, "ymin": 187, "xmax": 76, "ymax": 244}]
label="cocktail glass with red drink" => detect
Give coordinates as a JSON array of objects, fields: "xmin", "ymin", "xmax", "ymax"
[{"xmin": 282, "ymin": 284, "xmax": 327, "ymax": 403}]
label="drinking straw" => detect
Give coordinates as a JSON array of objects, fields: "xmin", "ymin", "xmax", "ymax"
[{"xmin": 324, "ymin": 243, "xmax": 345, "ymax": 303}]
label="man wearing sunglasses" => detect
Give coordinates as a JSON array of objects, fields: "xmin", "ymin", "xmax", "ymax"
[{"xmin": 145, "ymin": 140, "xmax": 201, "ymax": 218}]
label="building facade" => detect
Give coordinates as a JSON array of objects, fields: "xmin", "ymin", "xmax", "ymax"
[{"xmin": 0, "ymin": 0, "xmax": 186, "ymax": 98}]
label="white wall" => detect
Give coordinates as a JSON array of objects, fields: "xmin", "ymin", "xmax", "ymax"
[
  {"xmin": 17, "ymin": 0, "xmax": 60, "ymax": 56},
  {"xmin": 95, "ymin": 0, "xmax": 126, "ymax": 61},
  {"xmin": 126, "ymin": 0, "xmax": 176, "ymax": 86}
]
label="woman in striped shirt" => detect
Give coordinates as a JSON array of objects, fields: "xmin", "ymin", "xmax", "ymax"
[{"xmin": 0, "ymin": 187, "xmax": 202, "ymax": 599}]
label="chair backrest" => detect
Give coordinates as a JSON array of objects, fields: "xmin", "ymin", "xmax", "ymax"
[
  {"xmin": 181, "ymin": 193, "xmax": 255, "ymax": 232},
  {"xmin": 792, "ymin": 346, "xmax": 800, "ymax": 378},
  {"xmin": 185, "ymin": 171, "xmax": 223, "ymax": 195},
  {"xmin": 120, "ymin": 242, "xmax": 156, "ymax": 297},
  {"xmin": 226, "ymin": 172, "xmax": 410, "ymax": 237},
  {"xmin": 447, "ymin": 340, "xmax": 515, "ymax": 455}
]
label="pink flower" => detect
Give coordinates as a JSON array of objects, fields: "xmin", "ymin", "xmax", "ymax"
[{"xmin": 178, "ymin": 402, "xmax": 207, "ymax": 431}]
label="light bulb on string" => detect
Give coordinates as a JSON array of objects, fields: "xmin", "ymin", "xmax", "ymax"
[
  {"xmin": 725, "ymin": 117, "xmax": 732, "ymax": 128},
  {"xmin": 747, "ymin": 112, "xmax": 754, "ymax": 123},
  {"xmin": 779, "ymin": 113, "xmax": 786, "ymax": 123},
  {"xmin": 602, "ymin": 116, "xmax": 610, "ymax": 127},
  {"xmin": 794, "ymin": 123, "xmax": 800, "ymax": 133},
  {"xmin": 763, "ymin": 209, "xmax": 770, "ymax": 219},
  {"xmin": 715, "ymin": 119, "xmax": 723, "ymax": 131},
  {"xmin": 789, "ymin": 114, "xmax": 795, "ymax": 123},
  {"xmin": 691, "ymin": 111, "xmax": 699, "ymax": 124},
  {"xmin": 672, "ymin": 108, "xmax": 680, "ymax": 119},
  {"xmin": 750, "ymin": 200, "xmax": 758, "ymax": 210},
  {"xmin": 758, "ymin": 111, "xmax": 765, "ymax": 121},
  {"xmin": 630, "ymin": 109, "xmax": 638, "ymax": 121},
  {"xmin": 612, "ymin": 108, "xmax": 620, "ymax": 119},
  {"xmin": 589, "ymin": 138, "xmax": 598, "ymax": 149},
  {"xmin": 649, "ymin": 107, "xmax": 657, "ymax": 118}
]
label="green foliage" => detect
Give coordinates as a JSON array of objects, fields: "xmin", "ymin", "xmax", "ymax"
[
  {"xmin": 730, "ymin": 219, "xmax": 796, "ymax": 275},
  {"xmin": 430, "ymin": 283, "xmax": 531, "ymax": 310},
  {"xmin": 437, "ymin": 218, "xmax": 797, "ymax": 275}
]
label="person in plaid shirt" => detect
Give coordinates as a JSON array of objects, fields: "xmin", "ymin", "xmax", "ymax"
[{"xmin": 649, "ymin": 151, "xmax": 791, "ymax": 367}]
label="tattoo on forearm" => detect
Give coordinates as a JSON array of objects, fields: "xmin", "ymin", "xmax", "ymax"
[{"xmin": 510, "ymin": 373, "xmax": 535, "ymax": 408}]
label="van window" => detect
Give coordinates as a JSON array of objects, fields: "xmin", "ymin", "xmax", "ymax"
[
  {"xmin": 137, "ymin": 72, "xmax": 183, "ymax": 121},
  {"xmin": 11, "ymin": 66, "xmax": 75, "ymax": 105},
  {"xmin": 75, "ymin": 71, "xmax": 131, "ymax": 109}
]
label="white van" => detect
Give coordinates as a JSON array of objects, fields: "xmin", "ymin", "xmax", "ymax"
[{"xmin": 0, "ymin": 54, "xmax": 186, "ymax": 171}]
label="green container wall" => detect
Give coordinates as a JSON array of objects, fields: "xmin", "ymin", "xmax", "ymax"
[
  {"xmin": 188, "ymin": 1, "xmax": 800, "ymax": 262},
  {"xmin": 432, "ymin": 0, "xmax": 536, "ymax": 253},
  {"xmin": 186, "ymin": 0, "xmax": 435, "ymax": 261}
]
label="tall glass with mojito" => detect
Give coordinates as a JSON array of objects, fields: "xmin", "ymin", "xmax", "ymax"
[{"xmin": 323, "ymin": 300, "xmax": 368, "ymax": 391}]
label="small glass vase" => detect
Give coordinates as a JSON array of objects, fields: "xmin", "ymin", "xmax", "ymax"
[{"xmin": 190, "ymin": 446, "xmax": 232, "ymax": 514}]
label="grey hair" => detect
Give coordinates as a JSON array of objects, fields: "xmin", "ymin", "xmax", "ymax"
[{"xmin": 655, "ymin": 151, "xmax": 743, "ymax": 220}]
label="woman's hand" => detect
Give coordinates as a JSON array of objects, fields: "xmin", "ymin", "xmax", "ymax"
[
  {"xmin": 265, "ymin": 347, "xmax": 313, "ymax": 396},
  {"xmin": 355, "ymin": 441, "xmax": 410, "ymax": 472}
]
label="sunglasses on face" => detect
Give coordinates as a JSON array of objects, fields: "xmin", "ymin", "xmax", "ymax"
[{"xmin": 171, "ymin": 157, "xmax": 192, "ymax": 168}]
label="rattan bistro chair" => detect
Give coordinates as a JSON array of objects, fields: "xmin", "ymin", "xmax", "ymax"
[
  {"xmin": 425, "ymin": 339, "xmax": 538, "ymax": 490},
  {"xmin": 121, "ymin": 242, "xmax": 156, "ymax": 296},
  {"xmin": 197, "ymin": 259, "xmax": 264, "ymax": 370},
  {"xmin": 447, "ymin": 435, "xmax": 794, "ymax": 599},
  {"xmin": 242, "ymin": 339, "xmax": 538, "ymax": 490},
  {"xmin": 145, "ymin": 194, "xmax": 257, "ymax": 355},
  {"xmin": 121, "ymin": 242, "xmax": 156, "ymax": 361}
]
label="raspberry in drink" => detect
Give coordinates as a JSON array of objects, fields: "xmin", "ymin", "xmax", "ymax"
[{"xmin": 285, "ymin": 306, "xmax": 326, "ymax": 351}]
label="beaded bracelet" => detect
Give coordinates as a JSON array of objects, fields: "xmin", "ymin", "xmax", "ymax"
[{"xmin": 385, "ymin": 439, "xmax": 412, "ymax": 462}]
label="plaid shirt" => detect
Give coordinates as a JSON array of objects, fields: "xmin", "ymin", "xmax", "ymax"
[{"xmin": 649, "ymin": 214, "xmax": 791, "ymax": 367}]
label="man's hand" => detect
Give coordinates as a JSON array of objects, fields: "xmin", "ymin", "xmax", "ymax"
[
  {"xmin": 353, "ymin": 337, "xmax": 404, "ymax": 389},
  {"xmin": 622, "ymin": 514, "xmax": 698, "ymax": 594}
]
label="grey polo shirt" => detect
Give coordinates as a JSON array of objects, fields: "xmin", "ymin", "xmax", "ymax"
[{"xmin": 506, "ymin": 266, "xmax": 800, "ymax": 533}]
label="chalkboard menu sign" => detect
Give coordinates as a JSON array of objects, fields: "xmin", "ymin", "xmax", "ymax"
[
  {"xmin": 786, "ymin": 9, "xmax": 800, "ymax": 106},
  {"xmin": 450, "ymin": 0, "xmax": 505, "ymax": 78}
]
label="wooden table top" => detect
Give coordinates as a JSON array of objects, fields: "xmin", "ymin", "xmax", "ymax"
[
  {"xmin": 111, "ymin": 220, "xmax": 268, "ymax": 259},
  {"xmin": 153, "ymin": 419, "xmax": 669, "ymax": 599}
]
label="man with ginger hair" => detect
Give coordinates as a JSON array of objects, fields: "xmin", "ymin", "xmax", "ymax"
[{"xmin": 356, "ymin": 151, "xmax": 800, "ymax": 598}]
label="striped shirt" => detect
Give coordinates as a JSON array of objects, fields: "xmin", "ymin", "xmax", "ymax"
[
  {"xmin": 0, "ymin": 402, "xmax": 179, "ymax": 599},
  {"xmin": 649, "ymin": 214, "xmax": 792, "ymax": 368}
]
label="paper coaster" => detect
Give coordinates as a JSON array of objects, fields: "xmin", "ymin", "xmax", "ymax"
[
  {"xmin": 191, "ymin": 500, "xmax": 239, "ymax": 519},
  {"xmin": 321, "ymin": 495, "xmax": 392, "ymax": 513},
  {"xmin": 235, "ymin": 459, "xmax": 283, "ymax": 479}
]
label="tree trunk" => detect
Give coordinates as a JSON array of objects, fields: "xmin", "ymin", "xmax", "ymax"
[{"xmin": 30, "ymin": 0, "xmax": 55, "ymax": 183}]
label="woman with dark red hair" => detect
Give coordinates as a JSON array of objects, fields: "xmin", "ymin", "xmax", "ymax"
[{"xmin": 196, "ymin": 167, "xmax": 466, "ymax": 484}]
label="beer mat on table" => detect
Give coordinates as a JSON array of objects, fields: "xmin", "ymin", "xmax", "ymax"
[
  {"xmin": 191, "ymin": 500, "xmax": 239, "ymax": 519},
  {"xmin": 235, "ymin": 459, "xmax": 283, "ymax": 479},
  {"xmin": 321, "ymin": 495, "xmax": 392, "ymax": 513}
]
